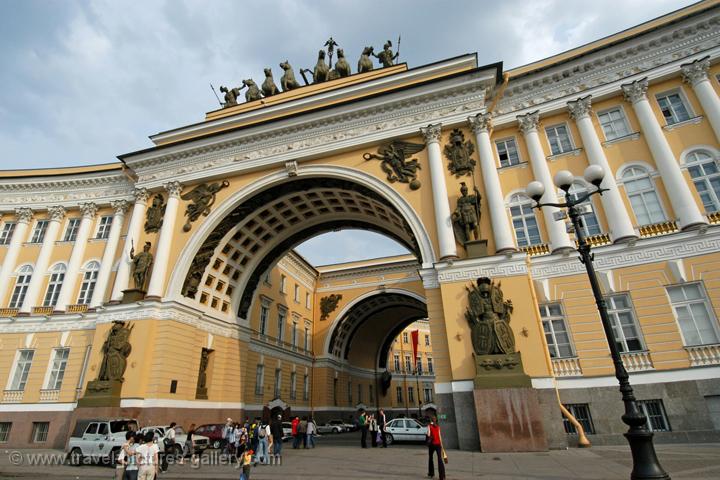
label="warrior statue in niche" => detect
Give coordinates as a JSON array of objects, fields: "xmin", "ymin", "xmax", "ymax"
[
  {"xmin": 452, "ymin": 182, "xmax": 482, "ymax": 243},
  {"xmin": 97, "ymin": 321, "xmax": 133, "ymax": 382}
]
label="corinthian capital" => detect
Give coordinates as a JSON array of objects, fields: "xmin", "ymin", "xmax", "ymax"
[
  {"xmin": 517, "ymin": 111, "xmax": 540, "ymax": 134},
  {"xmin": 47, "ymin": 206, "xmax": 66, "ymax": 222},
  {"xmin": 15, "ymin": 207, "xmax": 34, "ymax": 224},
  {"xmin": 80, "ymin": 202, "xmax": 98, "ymax": 219},
  {"xmin": 164, "ymin": 181, "xmax": 183, "ymax": 198},
  {"xmin": 468, "ymin": 113, "xmax": 492, "ymax": 134},
  {"xmin": 111, "ymin": 200, "xmax": 129, "ymax": 216},
  {"xmin": 133, "ymin": 187, "xmax": 150, "ymax": 204},
  {"xmin": 681, "ymin": 56, "xmax": 711, "ymax": 86},
  {"xmin": 567, "ymin": 95, "xmax": 593, "ymax": 120},
  {"xmin": 420, "ymin": 123, "xmax": 442, "ymax": 144},
  {"xmin": 621, "ymin": 78, "xmax": 648, "ymax": 104}
]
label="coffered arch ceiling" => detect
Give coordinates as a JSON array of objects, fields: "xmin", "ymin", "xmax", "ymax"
[{"xmin": 180, "ymin": 177, "xmax": 422, "ymax": 318}]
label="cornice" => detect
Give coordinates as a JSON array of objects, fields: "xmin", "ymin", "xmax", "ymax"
[{"xmin": 318, "ymin": 259, "xmax": 419, "ymax": 282}]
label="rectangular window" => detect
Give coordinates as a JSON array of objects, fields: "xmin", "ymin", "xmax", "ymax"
[
  {"xmin": 393, "ymin": 354, "xmax": 401, "ymax": 372},
  {"xmin": 358, "ymin": 383, "xmax": 362, "ymax": 403},
  {"xmin": 667, "ymin": 283, "xmax": 720, "ymax": 346},
  {"xmin": 259, "ymin": 304, "xmax": 269, "ymax": 335},
  {"xmin": 305, "ymin": 292, "xmax": 311, "ymax": 309},
  {"xmin": 540, "ymin": 303, "xmax": 574, "ymax": 358},
  {"xmin": 43, "ymin": 269, "xmax": 65, "ymax": 307},
  {"xmin": 424, "ymin": 387, "xmax": 433, "ymax": 404},
  {"xmin": 606, "ymin": 294, "xmax": 644, "ymax": 353},
  {"xmin": 545, "ymin": 124, "xmax": 574, "ymax": 155},
  {"xmin": 276, "ymin": 309, "xmax": 286, "ymax": 342},
  {"xmin": 656, "ymin": 92, "xmax": 691, "ymax": 125},
  {"xmin": 404, "ymin": 355, "xmax": 412, "ymax": 373},
  {"xmin": 63, "ymin": 218, "xmax": 81, "ymax": 242},
  {"xmin": 9, "ymin": 350, "xmax": 35, "ymax": 391},
  {"xmin": 495, "ymin": 137, "xmax": 521, "ymax": 167},
  {"xmin": 280, "ymin": 275, "xmax": 286, "ymax": 294},
  {"xmin": 416, "ymin": 356, "xmax": 423, "ymax": 375},
  {"xmin": 30, "ymin": 220, "xmax": 48, "ymax": 243},
  {"xmin": 347, "ymin": 381, "xmax": 352, "ymax": 405},
  {"xmin": 427, "ymin": 357, "xmax": 434, "ymax": 374},
  {"xmin": 562, "ymin": 404, "xmax": 595, "ymax": 434},
  {"xmin": 424, "ymin": 334, "xmax": 430, "ymax": 346},
  {"xmin": 76, "ymin": 269, "xmax": 98, "ymax": 305},
  {"xmin": 290, "ymin": 372, "xmax": 297, "ymax": 400},
  {"xmin": 396, "ymin": 386, "xmax": 403, "ymax": 404},
  {"xmin": 333, "ymin": 378, "xmax": 338, "ymax": 405},
  {"xmin": 31, "ymin": 422, "xmax": 49, "ymax": 443},
  {"xmin": 638, "ymin": 399, "xmax": 671, "ymax": 432},
  {"xmin": 96, "ymin": 216, "xmax": 113, "ymax": 239},
  {"xmin": 0, "ymin": 222, "xmax": 16, "ymax": 245},
  {"xmin": 0, "ymin": 423, "xmax": 10, "ymax": 443},
  {"xmin": 46, "ymin": 348, "xmax": 70, "ymax": 390},
  {"xmin": 303, "ymin": 374, "xmax": 309, "ymax": 401},
  {"xmin": 597, "ymin": 107, "xmax": 631, "ymax": 140},
  {"xmin": 294, "ymin": 285, "xmax": 300, "ymax": 303},
  {"xmin": 403, "ymin": 332, "xmax": 408, "ymax": 343},
  {"xmin": 255, "ymin": 365, "xmax": 264, "ymax": 395},
  {"xmin": 304, "ymin": 327, "xmax": 310, "ymax": 351},
  {"xmin": 274, "ymin": 369, "xmax": 282, "ymax": 398},
  {"xmin": 291, "ymin": 321, "xmax": 298, "ymax": 348},
  {"xmin": 408, "ymin": 386, "xmax": 414, "ymax": 404}
]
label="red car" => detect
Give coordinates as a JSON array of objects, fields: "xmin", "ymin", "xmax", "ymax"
[{"xmin": 194, "ymin": 424, "xmax": 227, "ymax": 449}]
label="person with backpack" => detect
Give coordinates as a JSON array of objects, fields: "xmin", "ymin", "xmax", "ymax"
[
  {"xmin": 256, "ymin": 419, "xmax": 271, "ymax": 465},
  {"xmin": 250, "ymin": 418, "xmax": 261, "ymax": 462}
]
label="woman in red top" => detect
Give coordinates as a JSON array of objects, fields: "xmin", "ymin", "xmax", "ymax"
[{"xmin": 426, "ymin": 416, "xmax": 446, "ymax": 479}]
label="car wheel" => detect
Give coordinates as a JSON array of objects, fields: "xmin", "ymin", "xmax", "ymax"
[
  {"xmin": 333, "ymin": 427, "xmax": 341, "ymax": 434},
  {"xmin": 385, "ymin": 433, "xmax": 394, "ymax": 445},
  {"xmin": 67, "ymin": 447, "xmax": 83, "ymax": 466},
  {"xmin": 212, "ymin": 440, "xmax": 222, "ymax": 449},
  {"xmin": 174, "ymin": 444, "xmax": 183, "ymax": 458}
]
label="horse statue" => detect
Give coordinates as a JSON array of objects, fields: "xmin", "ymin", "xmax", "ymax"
[
  {"xmin": 279, "ymin": 61, "xmax": 301, "ymax": 92},
  {"xmin": 358, "ymin": 46, "xmax": 374, "ymax": 73},
  {"xmin": 262, "ymin": 68, "xmax": 280, "ymax": 97}
]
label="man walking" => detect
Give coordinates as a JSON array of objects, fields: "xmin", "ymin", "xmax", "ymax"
[
  {"xmin": 291, "ymin": 416, "xmax": 300, "ymax": 449},
  {"xmin": 359, "ymin": 410, "xmax": 368, "ymax": 448},
  {"xmin": 270, "ymin": 414, "xmax": 284, "ymax": 459},
  {"xmin": 378, "ymin": 409, "xmax": 388, "ymax": 447},
  {"xmin": 299, "ymin": 416, "xmax": 308, "ymax": 449}
]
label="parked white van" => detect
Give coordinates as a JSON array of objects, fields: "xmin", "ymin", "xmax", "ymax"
[{"xmin": 66, "ymin": 418, "xmax": 139, "ymax": 466}]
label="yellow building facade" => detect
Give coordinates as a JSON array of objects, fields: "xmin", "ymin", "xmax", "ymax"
[{"xmin": 1, "ymin": 1, "xmax": 720, "ymax": 450}]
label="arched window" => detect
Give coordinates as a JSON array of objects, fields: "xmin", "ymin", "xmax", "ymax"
[
  {"xmin": 685, "ymin": 150, "xmax": 720, "ymax": 213},
  {"xmin": 567, "ymin": 182, "xmax": 602, "ymax": 237},
  {"xmin": 508, "ymin": 193, "xmax": 542, "ymax": 247},
  {"xmin": 9, "ymin": 265, "xmax": 33, "ymax": 309},
  {"xmin": 621, "ymin": 166, "xmax": 666, "ymax": 226},
  {"xmin": 43, "ymin": 264, "xmax": 67, "ymax": 307},
  {"xmin": 77, "ymin": 261, "xmax": 100, "ymax": 305}
]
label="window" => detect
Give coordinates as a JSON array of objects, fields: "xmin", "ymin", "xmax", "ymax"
[
  {"xmin": 396, "ymin": 386, "xmax": 403, "ymax": 403},
  {"xmin": 508, "ymin": 193, "xmax": 542, "ymax": 247},
  {"xmin": 280, "ymin": 275, "xmax": 286, "ymax": 293},
  {"xmin": 291, "ymin": 321, "xmax": 298, "ymax": 348},
  {"xmin": 43, "ymin": 264, "xmax": 66, "ymax": 307},
  {"xmin": 77, "ymin": 261, "xmax": 100, "ymax": 305},
  {"xmin": 290, "ymin": 372, "xmax": 297, "ymax": 400},
  {"xmin": 638, "ymin": 399, "xmax": 671, "ymax": 432},
  {"xmin": 259, "ymin": 303, "xmax": 269, "ymax": 335},
  {"xmin": 274, "ymin": 369, "xmax": 282, "ymax": 398},
  {"xmin": 30, "ymin": 220, "xmax": 48, "ymax": 243},
  {"xmin": 303, "ymin": 374, "xmax": 309, "ymax": 401},
  {"xmin": 0, "ymin": 423, "xmax": 10, "ymax": 443},
  {"xmin": 416, "ymin": 356, "xmax": 423, "ymax": 375},
  {"xmin": 427, "ymin": 357, "xmax": 434, "ymax": 374},
  {"xmin": 424, "ymin": 387, "xmax": 433, "ymax": 403},
  {"xmin": 262, "ymin": 272, "xmax": 271, "ymax": 285},
  {"xmin": 606, "ymin": 294, "xmax": 644, "ymax": 352},
  {"xmin": 686, "ymin": 150, "xmax": 720, "ymax": 213},
  {"xmin": 333, "ymin": 378, "xmax": 338, "ymax": 405},
  {"xmin": 656, "ymin": 92, "xmax": 691, "ymax": 125},
  {"xmin": 369, "ymin": 385, "xmax": 374, "ymax": 403},
  {"xmin": 567, "ymin": 183, "xmax": 602, "ymax": 236},
  {"xmin": 393, "ymin": 354, "xmax": 401, "ymax": 372},
  {"xmin": 304, "ymin": 327, "xmax": 310, "ymax": 351},
  {"xmin": 495, "ymin": 137, "xmax": 521, "ymax": 167},
  {"xmin": 294, "ymin": 285, "xmax": 300, "ymax": 303},
  {"xmin": 347, "ymin": 381, "xmax": 352, "ymax": 404},
  {"xmin": 545, "ymin": 124, "xmax": 574, "ymax": 155},
  {"xmin": 408, "ymin": 386, "xmax": 415, "ymax": 404},
  {"xmin": 540, "ymin": 303, "xmax": 574, "ymax": 358},
  {"xmin": 305, "ymin": 292, "xmax": 310, "ymax": 309},
  {"xmin": 9, "ymin": 350, "xmax": 35, "ymax": 391},
  {"xmin": 9, "ymin": 265, "xmax": 33, "ymax": 309},
  {"xmin": 63, "ymin": 218, "xmax": 81, "ymax": 242},
  {"xmin": 667, "ymin": 283, "xmax": 719, "ymax": 346},
  {"xmin": 621, "ymin": 166, "xmax": 666, "ymax": 226},
  {"xmin": 0, "ymin": 222, "xmax": 16, "ymax": 245},
  {"xmin": 597, "ymin": 107, "xmax": 631, "ymax": 140},
  {"xmin": 276, "ymin": 309, "xmax": 286, "ymax": 342},
  {"xmin": 402, "ymin": 332, "xmax": 408, "ymax": 343},
  {"xmin": 96, "ymin": 216, "xmax": 113, "ymax": 239},
  {"xmin": 562, "ymin": 404, "xmax": 595, "ymax": 434},
  {"xmin": 255, "ymin": 365, "xmax": 264, "ymax": 395},
  {"xmin": 424, "ymin": 334, "xmax": 430, "ymax": 347},
  {"xmin": 358, "ymin": 383, "xmax": 362, "ymax": 403},
  {"xmin": 31, "ymin": 422, "xmax": 49, "ymax": 443},
  {"xmin": 404, "ymin": 355, "xmax": 412, "ymax": 373},
  {"xmin": 46, "ymin": 348, "xmax": 70, "ymax": 390}
]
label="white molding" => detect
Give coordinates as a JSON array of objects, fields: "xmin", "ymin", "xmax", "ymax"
[
  {"xmin": 435, "ymin": 252, "xmax": 528, "ymax": 284},
  {"xmin": 120, "ymin": 398, "xmax": 245, "ymax": 409},
  {"xmin": 0, "ymin": 402, "xmax": 77, "ymax": 412},
  {"xmin": 434, "ymin": 380, "xmax": 474, "ymax": 394},
  {"xmin": 554, "ymin": 365, "xmax": 720, "ymax": 389}
]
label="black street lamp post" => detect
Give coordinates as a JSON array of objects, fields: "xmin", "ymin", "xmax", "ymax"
[{"xmin": 526, "ymin": 165, "xmax": 670, "ymax": 480}]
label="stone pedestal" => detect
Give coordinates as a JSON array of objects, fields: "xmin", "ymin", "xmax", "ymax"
[
  {"xmin": 121, "ymin": 288, "xmax": 146, "ymax": 303},
  {"xmin": 473, "ymin": 352, "xmax": 531, "ymax": 389},
  {"xmin": 77, "ymin": 380, "xmax": 123, "ymax": 407},
  {"xmin": 465, "ymin": 239, "xmax": 488, "ymax": 258}
]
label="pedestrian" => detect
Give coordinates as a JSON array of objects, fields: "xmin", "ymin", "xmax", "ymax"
[
  {"xmin": 426, "ymin": 416, "xmax": 447, "ymax": 480},
  {"xmin": 291, "ymin": 416, "xmax": 300, "ymax": 449},
  {"xmin": 306, "ymin": 416, "xmax": 316, "ymax": 448},
  {"xmin": 240, "ymin": 448, "xmax": 253, "ymax": 480},
  {"xmin": 122, "ymin": 432, "xmax": 139, "ymax": 480},
  {"xmin": 183, "ymin": 423, "xmax": 198, "ymax": 466},
  {"xmin": 234, "ymin": 422, "xmax": 244, "ymax": 461},
  {"xmin": 256, "ymin": 418, "xmax": 270, "ymax": 464},
  {"xmin": 369, "ymin": 414, "xmax": 378, "ymax": 448},
  {"xmin": 115, "ymin": 431, "xmax": 130, "ymax": 480},
  {"xmin": 378, "ymin": 409, "xmax": 388, "ymax": 447},
  {"xmin": 136, "ymin": 430, "xmax": 159, "ymax": 480},
  {"xmin": 160, "ymin": 422, "xmax": 176, "ymax": 472},
  {"xmin": 299, "ymin": 416, "xmax": 308, "ymax": 449},
  {"xmin": 222, "ymin": 417, "xmax": 234, "ymax": 455},
  {"xmin": 270, "ymin": 414, "xmax": 284, "ymax": 458},
  {"xmin": 358, "ymin": 410, "xmax": 368, "ymax": 448}
]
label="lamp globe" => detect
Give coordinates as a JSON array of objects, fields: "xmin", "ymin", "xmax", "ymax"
[
  {"xmin": 526, "ymin": 181, "xmax": 546, "ymax": 202},
  {"xmin": 583, "ymin": 164, "xmax": 605, "ymax": 187},
  {"xmin": 553, "ymin": 170, "xmax": 575, "ymax": 191}
]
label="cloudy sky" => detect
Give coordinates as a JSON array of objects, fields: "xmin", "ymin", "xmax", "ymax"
[{"xmin": 0, "ymin": 0, "xmax": 696, "ymax": 264}]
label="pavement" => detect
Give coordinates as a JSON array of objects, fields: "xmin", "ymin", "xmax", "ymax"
[{"xmin": 1, "ymin": 433, "xmax": 719, "ymax": 479}]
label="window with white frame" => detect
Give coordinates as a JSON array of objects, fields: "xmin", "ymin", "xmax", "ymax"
[
  {"xmin": 427, "ymin": 357, "xmax": 434, "ymax": 374},
  {"xmin": 9, "ymin": 350, "xmax": 35, "ymax": 391},
  {"xmin": 0, "ymin": 423, "xmax": 10, "ymax": 443},
  {"xmin": 280, "ymin": 275, "xmax": 286, "ymax": 293},
  {"xmin": 495, "ymin": 137, "xmax": 521, "ymax": 167},
  {"xmin": 304, "ymin": 326, "xmax": 310, "ymax": 351},
  {"xmin": 294, "ymin": 284, "xmax": 300, "ymax": 303},
  {"xmin": 540, "ymin": 303, "xmax": 574, "ymax": 358},
  {"xmin": 424, "ymin": 334, "xmax": 430, "ymax": 346},
  {"xmin": 424, "ymin": 387, "xmax": 433, "ymax": 403},
  {"xmin": 63, "ymin": 218, "xmax": 81, "ymax": 242},
  {"xmin": 402, "ymin": 332, "xmax": 408, "ymax": 343},
  {"xmin": 408, "ymin": 386, "xmax": 415, "ymax": 404},
  {"xmin": 290, "ymin": 372, "xmax": 297, "ymax": 400},
  {"xmin": 393, "ymin": 354, "xmax": 401, "ymax": 372},
  {"xmin": 291, "ymin": 321, "xmax": 298, "ymax": 347},
  {"xmin": 255, "ymin": 364, "xmax": 264, "ymax": 395},
  {"xmin": 621, "ymin": 166, "xmax": 666, "ymax": 226},
  {"xmin": 0, "ymin": 222, "xmax": 16, "ymax": 245},
  {"xmin": 30, "ymin": 220, "xmax": 48, "ymax": 243},
  {"xmin": 638, "ymin": 399, "xmax": 671, "ymax": 432},
  {"xmin": 46, "ymin": 348, "xmax": 70, "ymax": 390},
  {"xmin": 545, "ymin": 124, "xmax": 574, "ymax": 155},
  {"xmin": 597, "ymin": 107, "xmax": 631, "ymax": 140},
  {"xmin": 31, "ymin": 422, "xmax": 49, "ymax": 443},
  {"xmin": 685, "ymin": 150, "xmax": 720, "ymax": 213},
  {"xmin": 605, "ymin": 294, "xmax": 644, "ymax": 352},
  {"xmin": 303, "ymin": 374, "xmax": 309, "ymax": 400},
  {"xmin": 9, "ymin": 265, "xmax": 33, "ymax": 309},
  {"xmin": 567, "ymin": 183, "xmax": 602, "ymax": 237},
  {"xmin": 404, "ymin": 355, "xmax": 412, "ymax": 373},
  {"xmin": 305, "ymin": 292, "xmax": 310, "ymax": 309},
  {"xmin": 276, "ymin": 308, "xmax": 286, "ymax": 342},
  {"xmin": 416, "ymin": 356, "xmax": 423, "ymax": 375},
  {"xmin": 396, "ymin": 386, "xmax": 403, "ymax": 403},
  {"xmin": 508, "ymin": 193, "xmax": 542, "ymax": 247},
  {"xmin": 43, "ymin": 263, "xmax": 66, "ymax": 307},
  {"xmin": 96, "ymin": 216, "xmax": 113, "ymax": 239},
  {"xmin": 656, "ymin": 91, "xmax": 691, "ymax": 125},
  {"xmin": 667, "ymin": 283, "xmax": 719, "ymax": 346},
  {"xmin": 259, "ymin": 302, "xmax": 269, "ymax": 335},
  {"xmin": 77, "ymin": 261, "xmax": 100, "ymax": 305}
]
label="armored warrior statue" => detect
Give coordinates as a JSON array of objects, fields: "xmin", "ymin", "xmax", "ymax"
[
  {"xmin": 130, "ymin": 241, "xmax": 153, "ymax": 290},
  {"xmin": 97, "ymin": 321, "xmax": 133, "ymax": 382},
  {"xmin": 374, "ymin": 40, "xmax": 399, "ymax": 68},
  {"xmin": 452, "ymin": 182, "xmax": 482, "ymax": 243},
  {"xmin": 465, "ymin": 277, "xmax": 516, "ymax": 356},
  {"xmin": 219, "ymin": 85, "xmax": 240, "ymax": 107}
]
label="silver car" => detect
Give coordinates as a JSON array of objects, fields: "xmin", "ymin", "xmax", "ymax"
[{"xmin": 384, "ymin": 418, "xmax": 427, "ymax": 445}]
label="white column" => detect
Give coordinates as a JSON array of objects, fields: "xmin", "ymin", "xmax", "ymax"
[
  {"xmin": 468, "ymin": 113, "xmax": 516, "ymax": 253},
  {"xmin": 681, "ymin": 56, "xmax": 720, "ymax": 143},
  {"xmin": 0, "ymin": 208, "xmax": 33, "ymax": 307},
  {"xmin": 517, "ymin": 111, "xmax": 573, "ymax": 252},
  {"xmin": 567, "ymin": 96, "xmax": 637, "ymax": 242},
  {"xmin": 90, "ymin": 200, "xmax": 128, "ymax": 307},
  {"xmin": 622, "ymin": 78, "xmax": 706, "ymax": 229},
  {"xmin": 147, "ymin": 181, "xmax": 182, "ymax": 298},
  {"xmin": 420, "ymin": 124, "xmax": 458, "ymax": 260},
  {"xmin": 110, "ymin": 188, "xmax": 150, "ymax": 301},
  {"xmin": 54, "ymin": 202, "xmax": 97, "ymax": 311},
  {"xmin": 20, "ymin": 206, "xmax": 65, "ymax": 313}
]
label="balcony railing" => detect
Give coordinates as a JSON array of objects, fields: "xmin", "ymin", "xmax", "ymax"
[
  {"xmin": 576, "ymin": 233, "xmax": 611, "ymax": 248},
  {"xmin": 520, "ymin": 243, "xmax": 550, "ymax": 256},
  {"xmin": 0, "ymin": 308, "xmax": 19, "ymax": 317},
  {"xmin": 686, "ymin": 344, "xmax": 720, "ymax": 367},
  {"xmin": 2, "ymin": 390, "xmax": 24, "ymax": 403},
  {"xmin": 620, "ymin": 351, "xmax": 654, "ymax": 372},
  {"xmin": 708, "ymin": 212, "xmax": 720, "ymax": 224},
  {"xmin": 551, "ymin": 357, "xmax": 583, "ymax": 377},
  {"xmin": 32, "ymin": 306, "xmax": 53, "ymax": 315},
  {"xmin": 638, "ymin": 221, "xmax": 678, "ymax": 238},
  {"xmin": 67, "ymin": 304, "xmax": 89, "ymax": 314},
  {"xmin": 39, "ymin": 389, "xmax": 60, "ymax": 402}
]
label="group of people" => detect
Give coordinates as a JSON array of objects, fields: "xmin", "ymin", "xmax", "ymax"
[
  {"xmin": 221, "ymin": 416, "xmax": 283, "ymax": 466},
  {"xmin": 357, "ymin": 409, "xmax": 388, "ymax": 448},
  {"xmin": 290, "ymin": 415, "xmax": 317, "ymax": 449}
]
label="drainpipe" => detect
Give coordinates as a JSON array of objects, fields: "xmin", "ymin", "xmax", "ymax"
[{"xmin": 486, "ymin": 71, "xmax": 510, "ymax": 117}]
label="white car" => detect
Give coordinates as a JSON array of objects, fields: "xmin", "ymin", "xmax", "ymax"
[
  {"xmin": 66, "ymin": 418, "xmax": 139, "ymax": 466},
  {"xmin": 139, "ymin": 425, "xmax": 209, "ymax": 455},
  {"xmin": 317, "ymin": 419, "xmax": 351, "ymax": 434},
  {"xmin": 384, "ymin": 418, "xmax": 427, "ymax": 445}
]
